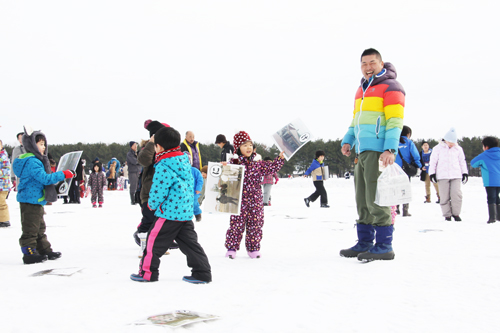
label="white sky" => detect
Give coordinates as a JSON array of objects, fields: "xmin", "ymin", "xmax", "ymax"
[{"xmin": 0, "ymin": 0, "xmax": 496, "ymax": 147}]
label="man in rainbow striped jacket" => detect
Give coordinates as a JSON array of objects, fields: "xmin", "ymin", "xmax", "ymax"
[{"xmin": 340, "ymin": 48, "xmax": 405, "ymax": 262}]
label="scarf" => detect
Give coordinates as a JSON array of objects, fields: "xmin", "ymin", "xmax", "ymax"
[{"xmin": 155, "ymin": 146, "xmax": 183, "ymax": 163}]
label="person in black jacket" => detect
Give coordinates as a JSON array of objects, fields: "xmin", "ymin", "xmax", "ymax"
[
  {"xmin": 68, "ymin": 158, "xmax": 84, "ymax": 204},
  {"xmin": 215, "ymin": 134, "xmax": 234, "ymax": 162},
  {"xmin": 127, "ymin": 141, "xmax": 141, "ymax": 205}
]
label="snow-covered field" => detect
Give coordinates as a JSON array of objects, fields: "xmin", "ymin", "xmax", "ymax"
[{"xmin": 1, "ymin": 176, "xmax": 499, "ymax": 333}]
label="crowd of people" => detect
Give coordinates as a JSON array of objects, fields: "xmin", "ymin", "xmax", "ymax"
[{"xmin": 1, "ymin": 48, "xmax": 499, "ymax": 283}]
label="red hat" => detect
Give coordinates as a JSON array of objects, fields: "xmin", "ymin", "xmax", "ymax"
[{"xmin": 233, "ymin": 131, "xmax": 252, "ymax": 151}]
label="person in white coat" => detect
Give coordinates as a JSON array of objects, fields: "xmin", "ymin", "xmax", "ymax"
[{"xmin": 428, "ymin": 128, "xmax": 468, "ymax": 221}]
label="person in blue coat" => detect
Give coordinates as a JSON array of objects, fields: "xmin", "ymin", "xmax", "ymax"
[
  {"xmin": 303, "ymin": 150, "xmax": 329, "ymax": 208},
  {"xmin": 471, "ymin": 136, "xmax": 500, "ymax": 223},
  {"xmin": 12, "ymin": 127, "xmax": 75, "ymax": 264},
  {"xmin": 394, "ymin": 126, "xmax": 422, "ymax": 216}
]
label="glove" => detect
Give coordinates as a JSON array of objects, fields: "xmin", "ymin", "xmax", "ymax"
[
  {"xmin": 63, "ymin": 170, "xmax": 76, "ymax": 179},
  {"xmin": 462, "ymin": 173, "xmax": 468, "ymax": 184},
  {"xmin": 275, "ymin": 178, "xmax": 279, "ymax": 185},
  {"xmin": 430, "ymin": 174, "xmax": 437, "ymax": 183}
]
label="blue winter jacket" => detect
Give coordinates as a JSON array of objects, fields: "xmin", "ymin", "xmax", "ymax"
[
  {"xmin": 395, "ymin": 136, "xmax": 422, "ymax": 169},
  {"xmin": 304, "ymin": 159, "xmax": 324, "ymax": 180},
  {"xmin": 148, "ymin": 154, "xmax": 194, "ymax": 221},
  {"xmin": 12, "ymin": 153, "xmax": 66, "ymax": 205},
  {"xmin": 107, "ymin": 158, "xmax": 121, "ymax": 174},
  {"xmin": 191, "ymin": 167, "xmax": 203, "ymax": 193},
  {"xmin": 421, "ymin": 149, "xmax": 432, "ymax": 170},
  {"xmin": 471, "ymin": 147, "xmax": 500, "ymax": 187}
]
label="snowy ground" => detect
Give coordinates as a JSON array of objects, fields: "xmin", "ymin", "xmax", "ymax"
[{"xmin": 1, "ymin": 176, "xmax": 499, "ymax": 333}]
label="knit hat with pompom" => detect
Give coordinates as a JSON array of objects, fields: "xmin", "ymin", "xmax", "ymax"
[
  {"xmin": 233, "ymin": 131, "xmax": 252, "ymax": 151},
  {"xmin": 144, "ymin": 119, "xmax": 170, "ymax": 138}
]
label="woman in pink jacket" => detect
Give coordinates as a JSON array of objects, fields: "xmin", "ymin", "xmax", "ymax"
[{"xmin": 428, "ymin": 128, "xmax": 468, "ymax": 221}]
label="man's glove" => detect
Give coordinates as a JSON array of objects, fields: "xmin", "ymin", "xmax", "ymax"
[
  {"xmin": 63, "ymin": 170, "xmax": 76, "ymax": 179},
  {"xmin": 430, "ymin": 174, "xmax": 437, "ymax": 183},
  {"xmin": 462, "ymin": 173, "xmax": 468, "ymax": 184},
  {"xmin": 275, "ymin": 178, "xmax": 279, "ymax": 185}
]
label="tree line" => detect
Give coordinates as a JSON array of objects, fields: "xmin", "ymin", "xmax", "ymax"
[{"xmin": 3, "ymin": 136, "xmax": 490, "ymax": 176}]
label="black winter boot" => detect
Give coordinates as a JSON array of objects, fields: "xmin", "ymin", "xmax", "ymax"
[
  {"xmin": 44, "ymin": 252, "xmax": 62, "ymax": 260},
  {"xmin": 497, "ymin": 204, "xmax": 500, "ymax": 221},
  {"xmin": 487, "ymin": 204, "xmax": 496, "ymax": 224},
  {"xmin": 22, "ymin": 247, "xmax": 48, "ymax": 265}
]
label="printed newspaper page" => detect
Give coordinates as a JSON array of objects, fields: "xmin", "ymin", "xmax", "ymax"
[
  {"xmin": 204, "ymin": 162, "xmax": 245, "ymax": 215},
  {"xmin": 272, "ymin": 118, "xmax": 313, "ymax": 160}
]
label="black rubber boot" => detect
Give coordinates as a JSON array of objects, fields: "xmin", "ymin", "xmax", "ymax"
[{"xmin": 487, "ymin": 204, "xmax": 496, "ymax": 224}]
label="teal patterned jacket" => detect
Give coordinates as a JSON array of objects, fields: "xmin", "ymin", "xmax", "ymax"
[{"xmin": 148, "ymin": 154, "xmax": 194, "ymax": 221}]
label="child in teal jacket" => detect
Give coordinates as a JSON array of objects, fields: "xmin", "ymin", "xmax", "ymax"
[{"xmin": 131, "ymin": 126, "xmax": 211, "ymax": 284}]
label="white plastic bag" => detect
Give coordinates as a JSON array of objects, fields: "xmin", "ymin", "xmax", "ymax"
[{"xmin": 375, "ymin": 163, "xmax": 412, "ymax": 206}]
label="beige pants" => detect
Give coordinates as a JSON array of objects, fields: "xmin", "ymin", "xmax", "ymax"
[
  {"xmin": 425, "ymin": 173, "xmax": 440, "ymax": 198},
  {"xmin": 0, "ymin": 191, "xmax": 10, "ymax": 222},
  {"xmin": 437, "ymin": 179, "xmax": 462, "ymax": 217}
]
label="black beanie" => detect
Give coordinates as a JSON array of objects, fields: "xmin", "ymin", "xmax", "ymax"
[
  {"xmin": 129, "ymin": 141, "xmax": 137, "ymax": 147},
  {"xmin": 154, "ymin": 127, "xmax": 181, "ymax": 150},
  {"xmin": 144, "ymin": 119, "xmax": 166, "ymax": 138}
]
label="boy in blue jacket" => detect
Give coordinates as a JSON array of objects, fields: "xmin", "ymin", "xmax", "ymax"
[
  {"xmin": 303, "ymin": 150, "xmax": 329, "ymax": 208},
  {"xmin": 183, "ymin": 151, "xmax": 204, "ymax": 221},
  {"xmin": 130, "ymin": 126, "xmax": 211, "ymax": 283},
  {"xmin": 192, "ymin": 166, "xmax": 203, "ymax": 222},
  {"xmin": 12, "ymin": 127, "xmax": 75, "ymax": 264},
  {"xmin": 471, "ymin": 136, "xmax": 500, "ymax": 224}
]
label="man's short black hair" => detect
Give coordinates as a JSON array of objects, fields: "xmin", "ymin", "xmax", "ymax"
[
  {"xmin": 361, "ymin": 48, "xmax": 382, "ymax": 62},
  {"xmin": 16, "ymin": 132, "xmax": 23, "ymax": 139},
  {"xmin": 315, "ymin": 150, "xmax": 325, "ymax": 159},
  {"xmin": 215, "ymin": 134, "xmax": 227, "ymax": 144},
  {"xmin": 482, "ymin": 136, "xmax": 499, "ymax": 149},
  {"xmin": 155, "ymin": 127, "xmax": 181, "ymax": 150}
]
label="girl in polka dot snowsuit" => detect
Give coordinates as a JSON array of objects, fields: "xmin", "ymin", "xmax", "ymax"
[{"xmin": 225, "ymin": 131, "xmax": 284, "ymax": 259}]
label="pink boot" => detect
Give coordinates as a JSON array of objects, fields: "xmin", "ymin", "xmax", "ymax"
[
  {"xmin": 225, "ymin": 249, "xmax": 236, "ymax": 259},
  {"xmin": 247, "ymin": 251, "xmax": 261, "ymax": 259}
]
